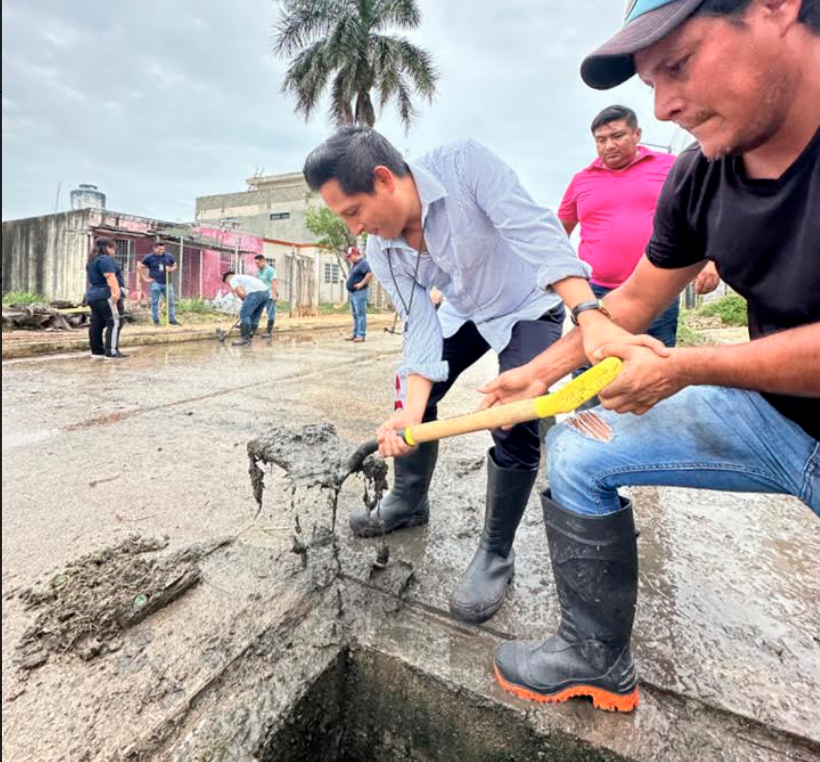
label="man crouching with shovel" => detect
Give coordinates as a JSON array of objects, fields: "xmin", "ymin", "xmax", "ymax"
[
  {"xmin": 303, "ymin": 127, "xmax": 663, "ymax": 625},
  {"xmin": 481, "ymin": 0, "xmax": 820, "ymax": 712}
]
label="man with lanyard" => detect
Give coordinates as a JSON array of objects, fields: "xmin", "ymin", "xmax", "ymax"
[
  {"xmin": 138, "ymin": 242, "xmax": 181, "ymax": 327},
  {"xmin": 254, "ymin": 254, "xmax": 279, "ymax": 339},
  {"xmin": 303, "ymin": 127, "xmax": 653, "ymax": 625},
  {"xmin": 344, "ymin": 245, "xmax": 373, "ymax": 343},
  {"xmin": 482, "ymin": 0, "xmax": 820, "ymax": 712},
  {"xmin": 221, "ymin": 270, "xmax": 271, "ymax": 346}
]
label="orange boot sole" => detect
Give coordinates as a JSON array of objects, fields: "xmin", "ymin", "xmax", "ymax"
[{"xmin": 494, "ymin": 663, "xmax": 639, "ymax": 713}]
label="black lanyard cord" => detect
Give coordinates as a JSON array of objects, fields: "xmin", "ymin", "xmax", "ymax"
[{"xmin": 387, "ymin": 249, "xmax": 423, "ymax": 334}]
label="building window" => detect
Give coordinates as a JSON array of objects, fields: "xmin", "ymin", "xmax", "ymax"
[
  {"xmin": 269, "ymin": 212, "xmax": 290, "ymax": 221},
  {"xmin": 324, "ymin": 262, "xmax": 340, "ymax": 284},
  {"xmin": 113, "ymin": 238, "xmax": 130, "ymax": 270}
]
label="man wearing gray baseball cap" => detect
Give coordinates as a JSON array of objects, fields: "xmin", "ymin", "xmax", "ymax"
[{"xmin": 483, "ymin": 0, "xmax": 820, "ymax": 712}]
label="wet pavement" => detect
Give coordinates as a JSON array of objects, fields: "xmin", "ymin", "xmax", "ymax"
[{"xmin": 2, "ymin": 329, "xmax": 818, "ymax": 761}]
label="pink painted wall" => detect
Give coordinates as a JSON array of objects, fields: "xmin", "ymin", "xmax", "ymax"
[{"xmin": 193, "ymin": 226, "xmax": 264, "ymax": 299}]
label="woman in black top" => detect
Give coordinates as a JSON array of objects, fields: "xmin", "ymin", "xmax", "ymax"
[{"xmin": 85, "ymin": 236, "xmax": 127, "ymax": 359}]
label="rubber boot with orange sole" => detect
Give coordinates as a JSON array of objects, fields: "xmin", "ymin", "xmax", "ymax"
[{"xmin": 493, "ymin": 491, "xmax": 639, "ymax": 712}]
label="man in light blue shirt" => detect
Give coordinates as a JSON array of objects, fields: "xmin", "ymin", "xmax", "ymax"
[
  {"xmin": 304, "ymin": 127, "xmax": 653, "ymax": 625},
  {"xmin": 254, "ymin": 254, "xmax": 278, "ymax": 339}
]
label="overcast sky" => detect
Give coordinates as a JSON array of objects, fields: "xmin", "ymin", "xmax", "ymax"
[{"xmin": 2, "ymin": 0, "xmax": 690, "ymax": 223}]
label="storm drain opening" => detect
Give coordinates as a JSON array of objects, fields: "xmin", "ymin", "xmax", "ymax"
[{"xmin": 258, "ymin": 645, "xmax": 626, "ymax": 762}]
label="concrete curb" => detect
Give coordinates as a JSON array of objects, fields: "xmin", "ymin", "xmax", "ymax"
[{"xmin": 1, "ymin": 313, "xmax": 397, "ymax": 359}]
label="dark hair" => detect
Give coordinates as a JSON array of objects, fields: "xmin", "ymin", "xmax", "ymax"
[
  {"xmin": 591, "ymin": 105, "xmax": 639, "ymax": 133},
  {"xmin": 303, "ymin": 126, "xmax": 409, "ymax": 195},
  {"xmin": 254, "ymin": 254, "xmax": 266, "ymax": 260},
  {"xmin": 696, "ymin": 0, "xmax": 819, "ymax": 32},
  {"xmin": 154, "ymin": 241, "xmax": 165, "ymax": 249},
  {"xmin": 221, "ymin": 270, "xmax": 235, "ymax": 282},
  {"xmin": 89, "ymin": 236, "xmax": 115, "ymax": 262}
]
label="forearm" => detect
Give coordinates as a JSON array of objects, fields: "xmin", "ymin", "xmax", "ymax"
[
  {"xmin": 105, "ymin": 275, "xmax": 121, "ymax": 300},
  {"xmin": 525, "ymin": 282, "xmax": 674, "ymax": 387},
  {"xmin": 550, "ymin": 275, "xmax": 595, "ymax": 309},
  {"xmin": 672, "ymin": 323, "xmax": 820, "ymax": 396},
  {"xmin": 403, "ymin": 374, "xmax": 434, "ymax": 421}
]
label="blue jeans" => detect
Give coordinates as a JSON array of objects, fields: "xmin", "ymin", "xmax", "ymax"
[
  {"xmin": 546, "ymin": 386, "xmax": 820, "ymax": 518},
  {"xmin": 349, "ymin": 288, "xmax": 369, "ymax": 337},
  {"xmin": 151, "ymin": 282, "xmax": 176, "ymax": 323},
  {"xmin": 265, "ymin": 298, "xmax": 277, "ymax": 325},
  {"xmin": 240, "ymin": 290, "xmax": 270, "ymax": 333}
]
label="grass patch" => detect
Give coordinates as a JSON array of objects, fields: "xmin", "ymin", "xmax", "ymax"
[
  {"xmin": 176, "ymin": 297, "xmax": 215, "ymax": 314},
  {"xmin": 676, "ymin": 319, "xmax": 715, "ymax": 347},
  {"xmin": 698, "ymin": 294, "xmax": 748, "ymax": 327},
  {"xmin": 3, "ymin": 291, "xmax": 48, "ymax": 306}
]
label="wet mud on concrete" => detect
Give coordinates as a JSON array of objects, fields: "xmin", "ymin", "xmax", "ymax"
[
  {"xmin": 15, "ymin": 535, "xmax": 233, "ymax": 669},
  {"xmin": 3, "ymin": 331, "xmax": 819, "ymax": 761}
]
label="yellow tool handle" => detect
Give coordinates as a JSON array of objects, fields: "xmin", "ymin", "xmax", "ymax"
[{"xmin": 402, "ymin": 357, "xmax": 622, "ymax": 446}]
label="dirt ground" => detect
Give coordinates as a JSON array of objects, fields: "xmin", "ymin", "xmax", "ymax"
[{"xmin": 2, "ymin": 327, "xmax": 818, "ymax": 761}]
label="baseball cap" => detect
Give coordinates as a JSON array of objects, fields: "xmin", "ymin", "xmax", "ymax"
[
  {"xmin": 581, "ymin": 0, "xmax": 704, "ymax": 89},
  {"xmin": 345, "ymin": 246, "xmax": 360, "ymax": 259}
]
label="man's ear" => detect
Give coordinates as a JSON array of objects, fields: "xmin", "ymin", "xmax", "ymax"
[
  {"xmin": 634, "ymin": 126, "xmax": 643, "ymax": 142},
  {"xmin": 373, "ymin": 166, "xmax": 396, "ymax": 191}
]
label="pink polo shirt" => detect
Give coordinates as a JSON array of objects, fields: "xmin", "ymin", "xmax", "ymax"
[{"xmin": 558, "ymin": 147, "xmax": 677, "ymax": 289}]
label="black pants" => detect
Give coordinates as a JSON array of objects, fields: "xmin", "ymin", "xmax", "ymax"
[
  {"xmin": 424, "ymin": 306, "xmax": 565, "ymax": 471},
  {"xmin": 89, "ymin": 297, "xmax": 123, "ymax": 356}
]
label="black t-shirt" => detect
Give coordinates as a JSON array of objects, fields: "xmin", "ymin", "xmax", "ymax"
[
  {"xmin": 647, "ymin": 128, "xmax": 820, "ymax": 441},
  {"xmin": 86, "ymin": 254, "xmax": 124, "ymax": 302},
  {"xmin": 346, "ymin": 259, "xmax": 372, "ymax": 292}
]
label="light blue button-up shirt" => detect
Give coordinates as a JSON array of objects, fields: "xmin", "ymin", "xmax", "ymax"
[{"xmin": 366, "ymin": 139, "xmax": 591, "ymax": 383}]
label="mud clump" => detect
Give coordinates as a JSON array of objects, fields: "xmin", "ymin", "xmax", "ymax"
[
  {"xmin": 248, "ymin": 424, "xmax": 347, "ymax": 508},
  {"xmin": 16, "ymin": 534, "xmax": 231, "ymax": 670},
  {"xmin": 247, "ymin": 424, "xmax": 392, "ymax": 571}
]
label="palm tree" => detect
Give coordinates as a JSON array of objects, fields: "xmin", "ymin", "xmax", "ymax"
[{"xmin": 274, "ymin": 0, "xmax": 438, "ymax": 131}]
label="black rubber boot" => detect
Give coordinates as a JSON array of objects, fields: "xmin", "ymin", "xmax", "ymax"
[
  {"xmin": 449, "ymin": 448, "xmax": 537, "ymax": 624},
  {"xmin": 349, "ymin": 442, "xmax": 438, "ymax": 538},
  {"xmin": 494, "ymin": 491, "xmax": 640, "ymax": 712},
  {"xmin": 232, "ymin": 324, "xmax": 252, "ymax": 346},
  {"xmin": 261, "ymin": 320, "xmax": 274, "ymax": 339}
]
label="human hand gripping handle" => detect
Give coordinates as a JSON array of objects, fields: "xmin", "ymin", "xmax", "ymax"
[{"xmin": 348, "ymin": 359, "xmax": 622, "ymax": 474}]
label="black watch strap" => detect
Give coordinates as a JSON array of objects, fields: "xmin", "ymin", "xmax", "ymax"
[{"xmin": 570, "ymin": 299, "xmax": 611, "ymax": 326}]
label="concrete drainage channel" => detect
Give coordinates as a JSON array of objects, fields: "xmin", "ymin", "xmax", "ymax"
[{"xmin": 260, "ymin": 646, "xmax": 619, "ymax": 762}]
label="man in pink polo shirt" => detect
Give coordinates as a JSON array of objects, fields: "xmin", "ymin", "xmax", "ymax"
[{"xmin": 559, "ymin": 105, "xmax": 718, "ymax": 348}]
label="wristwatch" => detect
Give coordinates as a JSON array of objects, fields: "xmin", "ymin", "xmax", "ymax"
[{"xmin": 570, "ymin": 299, "xmax": 611, "ymax": 326}]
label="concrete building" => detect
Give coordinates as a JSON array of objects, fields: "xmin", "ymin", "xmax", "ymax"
[
  {"xmin": 196, "ymin": 172, "xmax": 390, "ymax": 309},
  {"xmin": 2, "ymin": 208, "xmax": 264, "ymax": 303}
]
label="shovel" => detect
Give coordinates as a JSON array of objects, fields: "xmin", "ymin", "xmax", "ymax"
[
  {"xmin": 216, "ymin": 320, "xmax": 241, "ymax": 343},
  {"xmin": 345, "ymin": 356, "xmax": 622, "ymax": 476}
]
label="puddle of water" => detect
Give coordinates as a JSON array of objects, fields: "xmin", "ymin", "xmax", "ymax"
[{"xmin": 2, "ymin": 429, "xmax": 59, "ymax": 450}]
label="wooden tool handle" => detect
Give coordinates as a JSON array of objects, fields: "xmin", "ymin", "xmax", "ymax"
[
  {"xmin": 403, "ymin": 357, "xmax": 622, "ymax": 446},
  {"xmin": 403, "ymin": 398, "xmax": 541, "ymax": 445}
]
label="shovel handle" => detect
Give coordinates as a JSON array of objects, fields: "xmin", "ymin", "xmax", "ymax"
[{"xmin": 401, "ymin": 357, "xmax": 622, "ymax": 446}]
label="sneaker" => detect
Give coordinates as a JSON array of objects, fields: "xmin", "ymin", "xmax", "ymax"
[
  {"xmin": 169, "ymin": 320, "xmax": 182, "ymax": 326},
  {"xmin": 344, "ymin": 334, "xmax": 356, "ymax": 341},
  {"xmin": 90, "ymin": 353, "xmax": 105, "ymax": 360},
  {"xmin": 353, "ymin": 336, "xmax": 366, "ymax": 343},
  {"xmin": 105, "ymin": 350, "xmax": 129, "ymax": 359},
  {"xmin": 153, "ymin": 320, "xmax": 160, "ymax": 327}
]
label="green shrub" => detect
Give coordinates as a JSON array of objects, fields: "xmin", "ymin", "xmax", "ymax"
[
  {"xmin": 676, "ymin": 321, "xmax": 713, "ymax": 347},
  {"xmin": 698, "ymin": 294, "xmax": 748, "ymax": 326},
  {"xmin": 2, "ymin": 291, "xmax": 48, "ymax": 306},
  {"xmin": 176, "ymin": 298, "xmax": 214, "ymax": 314}
]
